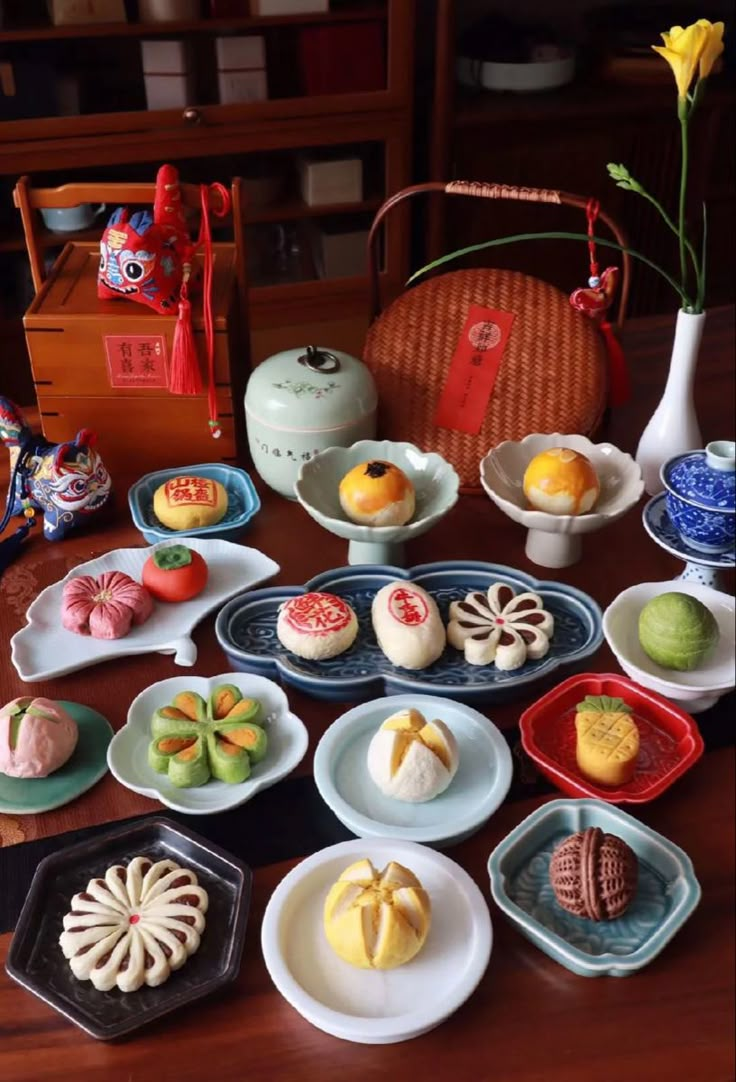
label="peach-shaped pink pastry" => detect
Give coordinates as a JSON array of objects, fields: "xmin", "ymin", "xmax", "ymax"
[
  {"xmin": 61, "ymin": 571, "xmax": 154, "ymax": 640},
  {"xmin": 0, "ymin": 697, "xmax": 78, "ymax": 778}
]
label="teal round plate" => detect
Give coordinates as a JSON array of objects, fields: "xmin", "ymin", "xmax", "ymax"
[{"xmin": 0, "ymin": 702, "xmax": 113, "ymax": 814}]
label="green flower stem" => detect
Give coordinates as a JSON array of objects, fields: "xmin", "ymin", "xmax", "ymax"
[
  {"xmin": 699, "ymin": 201, "xmax": 708, "ymax": 312},
  {"xmin": 408, "ymin": 230, "xmax": 694, "ymax": 309},
  {"xmin": 628, "ymin": 183, "xmax": 702, "ymax": 295},
  {"xmin": 678, "ymin": 97, "xmax": 690, "ymax": 306}
]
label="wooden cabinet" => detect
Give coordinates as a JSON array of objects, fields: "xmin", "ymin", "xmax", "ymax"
[{"xmin": 0, "ymin": 2, "xmax": 415, "ymax": 406}]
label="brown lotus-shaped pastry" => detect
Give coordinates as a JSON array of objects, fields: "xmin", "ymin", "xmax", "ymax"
[
  {"xmin": 549, "ymin": 826, "xmax": 638, "ymax": 921},
  {"xmin": 61, "ymin": 571, "xmax": 153, "ymax": 640}
]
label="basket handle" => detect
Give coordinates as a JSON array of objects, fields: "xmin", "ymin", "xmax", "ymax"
[{"xmin": 368, "ymin": 180, "xmax": 631, "ymax": 328}]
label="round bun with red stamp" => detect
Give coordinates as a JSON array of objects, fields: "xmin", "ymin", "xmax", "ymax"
[
  {"xmin": 277, "ymin": 592, "xmax": 359, "ymax": 660},
  {"xmin": 371, "ymin": 581, "xmax": 446, "ymax": 670}
]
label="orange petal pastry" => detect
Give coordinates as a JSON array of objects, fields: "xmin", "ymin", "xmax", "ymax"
[
  {"xmin": 522, "ymin": 447, "xmax": 600, "ymax": 516},
  {"xmin": 339, "ymin": 461, "xmax": 416, "ymax": 526}
]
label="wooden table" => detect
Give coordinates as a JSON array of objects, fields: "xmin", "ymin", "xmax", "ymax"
[{"xmin": 0, "ymin": 309, "xmax": 734, "ymax": 1082}]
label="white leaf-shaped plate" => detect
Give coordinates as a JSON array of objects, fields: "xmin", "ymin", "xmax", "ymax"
[
  {"xmin": 107, "ymin": 673, "xmax": 309, "ymax": 815},
  {"xmin": 11, "ymin": 539, "xmax": 279, "ymax": 682}
]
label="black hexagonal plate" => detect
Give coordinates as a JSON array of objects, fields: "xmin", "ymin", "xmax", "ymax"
[{"xmin": 5, "ymin": 816, "xmax": 251, "ymax": 1040}]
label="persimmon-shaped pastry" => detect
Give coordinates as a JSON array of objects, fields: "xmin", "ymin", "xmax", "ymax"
[
  {"xmin": 339, "ymin": 460, "xmax": 415, "ymax": 526},
  {"xmin": 61, "ymin": 571, "xmax": 153, "ymax": 639}
]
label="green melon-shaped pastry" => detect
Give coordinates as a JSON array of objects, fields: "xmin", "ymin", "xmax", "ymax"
[
  {"xmin": 215, "ymin": 721, "xmax": 268, "ymax": 765},
  {"xmin": 208, "ymin": 684, "xmax": 243, "ymax": 721},
  {"xmin": 207, "ymin": 731, "xmax": 251, "ymax": 784},
  {"xmin": 172, "ymin": 690, "xmax": 207, "ymax": 723},
  {"xmin": 167, "ymin": 734, "xmax": 210, "ymax": 788}
]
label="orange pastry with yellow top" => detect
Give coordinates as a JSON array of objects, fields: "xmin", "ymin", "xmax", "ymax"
[
  {"xmin": 339, "ymin": 461, "xmax": 416, "ymax": 527},
  {"xmin": 523, "ymin": 447, "xmax": 600, "ymax": 516}
]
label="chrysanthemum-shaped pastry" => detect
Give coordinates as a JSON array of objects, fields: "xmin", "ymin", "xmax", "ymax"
[
  {"xmin": 447, "ymin": 582, "xmax": 554, "ymax": 669},
  {"xmin": 61, "ymin": 570, "xmax": 153, "ymax": 640},
  {"xmin": 59, "ymin": 856, "xmax": 208, "ymax": 993}
]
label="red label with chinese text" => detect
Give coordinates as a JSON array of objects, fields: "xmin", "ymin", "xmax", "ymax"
[
  {"xmin": 104, "ymin": 335, "xmax": 168, "ymax": 388},
  {"xmin": 434, "ymin": 306, "xmax": 515, "ymax": 435},
  {"xmin": 388, "ymin": 586, "xmax": 428, "ymax": 626},
  {"xmin": 284, "ymin": 593, "xmax": 353, "ymax": 636},
  {"xmin": 164, "ymin": 476, "xmax": 217, "ymax": 508}
]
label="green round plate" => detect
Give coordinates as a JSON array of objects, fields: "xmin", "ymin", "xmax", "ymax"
[{"xmin": 0, "ymin": 702, "xmax": 113, "ymax": 815}]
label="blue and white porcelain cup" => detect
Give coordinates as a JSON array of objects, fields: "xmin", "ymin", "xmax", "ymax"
[{"xmin": 662, "ymin": 440, "xmax": 735, "ymax": 554}]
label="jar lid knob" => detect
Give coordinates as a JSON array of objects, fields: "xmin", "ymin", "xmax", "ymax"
[{"xmin": 298, "ymin": 346, "xmax": 340, "ymax": 374}]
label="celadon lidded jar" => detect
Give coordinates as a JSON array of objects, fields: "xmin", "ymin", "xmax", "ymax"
[{"xmin": 244, "ymin": 345, "xmax": 377, "ymax": 499}]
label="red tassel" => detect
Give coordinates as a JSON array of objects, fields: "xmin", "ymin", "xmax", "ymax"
[
  {"xmin": 169, "ymin": 286, "xmax": 203, "ymax": 396},
  {"xmin": 600, "ymin": 320, "xmax": 630, "ymax": 407}
]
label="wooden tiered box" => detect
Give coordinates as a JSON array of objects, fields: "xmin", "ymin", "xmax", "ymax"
[{"xmin": 23, "ymin": 242, "xmax": 244, "ymax": 477}]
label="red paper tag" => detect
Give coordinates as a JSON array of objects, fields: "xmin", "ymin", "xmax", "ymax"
[
  {"xmin": 434, "ymin": 306, "xmax": 515, "ymax": 435},
  {"xmin": 104, "ymin": 335, "xmax": 168, "ymax": 389}
]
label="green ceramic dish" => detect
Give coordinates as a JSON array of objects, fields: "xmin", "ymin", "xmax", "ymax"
[{"xmin": 0, "ymin": 702, "xmax": 113, "ymax": 815}]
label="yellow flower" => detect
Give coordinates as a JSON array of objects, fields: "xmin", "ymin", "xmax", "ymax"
[
  {"xmin": 696, "ymin": 19, "xmax": 725, "ymax": 78},
  {"xmin": 652, "ymin": 22, "xmax": 706, "ymax": 97}
]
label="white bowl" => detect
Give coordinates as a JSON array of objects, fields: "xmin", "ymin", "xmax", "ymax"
[
  {"xmin": 107, "ymin": 673, "xmax": 308, "ymax": 814},
  {"xmin": 261, "ymin": 838, "xmax": 492, "ymax": 1044},
  {"xmin": 480, "ymin": 433, "xmax": 644, "ymax": 568},
  {"xmin": 295, "ymin": 439, "xmax": 459, "ymax": 566},
  {"xmin": 603, "ymin": 581, "xmax": 735, "ymax": 713}
]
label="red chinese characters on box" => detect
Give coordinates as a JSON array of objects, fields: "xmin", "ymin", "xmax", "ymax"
[
  {"xmin": 434, "ymin": 306, "xmax": 516, "ymax": 435},
  {"xmin": 104, "ymin": 335, "xmax": 169, "ymax": 389}
]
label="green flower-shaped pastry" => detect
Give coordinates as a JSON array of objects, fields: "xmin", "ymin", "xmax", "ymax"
[{"xmin": 148, "ymin": 684, "xmax": 267, "ymax": 788}]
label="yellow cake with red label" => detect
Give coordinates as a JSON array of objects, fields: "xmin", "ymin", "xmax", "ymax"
[{"xmin": 153, "ymin": 476, "xmax": 229, "ymax": 531}]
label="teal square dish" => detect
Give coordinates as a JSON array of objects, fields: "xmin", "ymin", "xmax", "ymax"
[
  {"xmin": 487, "ymin": 798, "xmax": 701, "ymax": 977},
  {"xmin": 128, "ymin": 463, "xmax": 260, "ymax": 544}
]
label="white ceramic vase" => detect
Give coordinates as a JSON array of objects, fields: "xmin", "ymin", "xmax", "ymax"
[{"xmin": 636, "ymin": 309, "xmax": 705, "ymax": 496}]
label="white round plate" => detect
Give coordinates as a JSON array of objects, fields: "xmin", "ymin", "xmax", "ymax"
[
  {"xmin": 261, "ymin": 838, "xmax": 492, "ymax": 1044},
  {"xmin": 313, "ymin": 695, "xmax": 513, "ymax": 846},
  {"xmin": 107, "ymin": 673, "xmax": 308, "ymax": 814}
]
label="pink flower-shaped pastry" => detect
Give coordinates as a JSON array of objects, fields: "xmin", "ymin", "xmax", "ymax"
[
  {"xmin": 447, "ymin": 582, "xmax": 554, "ymax": 670},
  {"xmin": 0, "ymin": 697, "xmax": 78, "ymax": 778},
  {"xmin": 61, "ymin": 571, "xmax": 154, "ymax": 640}
]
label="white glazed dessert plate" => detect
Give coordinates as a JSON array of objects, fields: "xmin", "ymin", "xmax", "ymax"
[
  {"xmin": 11, "ymin": 539, "xmax": 279, "ymax": 682},
  {"xmin": 313, "ymin": 695, "xmax": 512, "ymax": 846},
  {"xmin": 261, "ymin": 838, "xmax": 492, "ymax": 1044},
  {"xmin": 480, "ymin": 433, "xmax": 644, "ymax": 568},
  {"xmin": 295, "ymin": 439, "xmax": 460, "ymax": 566},
  {"xmin": 603, "ymin": 581, "xmax": 735, "ymax": 713},
  {"xmin": 107, "ymin": 673, "xmax": 308, "ymax": 815}
]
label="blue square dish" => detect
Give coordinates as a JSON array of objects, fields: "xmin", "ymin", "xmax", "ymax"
[
  {"xmin": 128, "ymin": 463, "xmax": 261, "ymax": 544},
  {"xmin": 488, "ymin": 798, "xmax": 701, "ymax": 977}
]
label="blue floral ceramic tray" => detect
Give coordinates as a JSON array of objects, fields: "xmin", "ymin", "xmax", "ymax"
[
  {"xmin": 128, "ymin": 463, "xmax": 261, "ymax": 544},
  {"xmin": 488, "ymin": 798, "xmax": 701, "ymax": 977},
  {"xmin": 215, "ymin": 561, "xmax": 603, "ymax": 704}
]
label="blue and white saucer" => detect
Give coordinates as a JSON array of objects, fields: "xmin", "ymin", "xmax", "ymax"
[{"xmin": 643, "ymin": 493, "xmax": 734, "ymax": 589}]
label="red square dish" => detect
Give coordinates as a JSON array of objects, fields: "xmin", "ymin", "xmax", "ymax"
[{"xmin": 519, "ymin": 673, "xmax": 704, "ymax": 803}]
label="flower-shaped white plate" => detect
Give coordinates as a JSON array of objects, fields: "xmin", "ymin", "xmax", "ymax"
[
  {"xmin": 107, "ymin": 673, "xmax": 308, "ymax": 815},
  {"xmin": 10, "ymin": 539, "xmax": 279, "ymax": 682},
  {"xmin": 261, "ymin": 838, "xmax": 492, "ymax": 1044},
  {"xmin": 603, "ymin": 580, "xmax": 735, "ymax": 714},
  {"xmin": 480, "ymin": 433, "xmax": 644, "ymax": 568},
  {"xmin": 313, "ymin": 695, "xmax": 512, "ymax": 846},
  {"xmin": 295, "ymin": 439, "xmax": 460, "ymax": 566}
]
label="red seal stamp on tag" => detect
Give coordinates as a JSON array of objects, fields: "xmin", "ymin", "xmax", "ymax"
[
  {"xmin": 284, "ymin": 593, "xmax": 352, "ymax": 635},
  {"xmin": 468, "ymin": 320, "xmax": 501, "ymax": 351},
  {"xmin": 388, "ymin": 586, "xmax": 428, "ymax": 626},
  {"xmin": 434, "ymin": 305, "xmax": 515, "ymax": 436}
]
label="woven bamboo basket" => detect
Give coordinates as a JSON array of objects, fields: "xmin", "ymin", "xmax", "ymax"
[{"xmin": 364, "ymin": 181, "xmax": 631, "ymax": 493}]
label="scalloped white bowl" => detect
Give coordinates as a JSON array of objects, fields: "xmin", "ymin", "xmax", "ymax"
[
  {"xmin": 295, "ymin": 440, "xmax": 460, "ymax": 566},
  {"xmin": 480, "ymin": 433, "xmax": 644, "ymax": 568},
  {"xmin": 107, "ymin": 673, "xmax": 309, "ymax": 815}
]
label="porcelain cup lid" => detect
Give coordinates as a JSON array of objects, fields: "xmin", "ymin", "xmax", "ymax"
[{"xmin": 662, "ymin": 441, "xmax": 735, "ymax": 512}]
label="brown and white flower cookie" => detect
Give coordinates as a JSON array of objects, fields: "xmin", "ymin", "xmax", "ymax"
[{"xmin": 447, "ymin": 582, "xmax": 554, "ymax": 670}]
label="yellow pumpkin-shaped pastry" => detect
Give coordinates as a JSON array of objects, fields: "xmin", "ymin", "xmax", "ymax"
[
  {"xmin": 323, "ymin": 858, "xmax": 431, "ymax": 969},
  {"xmin": 339, "ymin": 461, "xmax": 415, "ymax": 527},
  {"xmin": 523, "ymin": 448, "xmax": 600, "ymax": 515},
  {"xmin": 153, "ymin": 476, "xmax": 228, "ymax": 531}
]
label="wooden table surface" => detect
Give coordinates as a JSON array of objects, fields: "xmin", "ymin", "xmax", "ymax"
[{"xmin": 0, "ymin": 309, "xmax": 734, "ymax": 1082}]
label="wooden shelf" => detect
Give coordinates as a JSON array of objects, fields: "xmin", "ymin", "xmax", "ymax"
[{"xmin": 0, "ymin": 6, "xmax": 387, "ymax": 44}]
